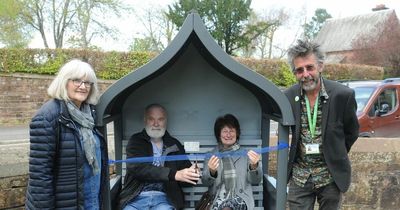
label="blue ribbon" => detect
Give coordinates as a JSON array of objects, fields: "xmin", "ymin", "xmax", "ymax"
[{"xmin": 108, "ymin": 142, "xmax": 289, "ymax": 164}]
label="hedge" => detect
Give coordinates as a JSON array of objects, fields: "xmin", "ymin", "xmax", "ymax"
[
  {"xmin": 235, "ymin": 57, "xmax": 296, "ymax": 87},
  {"xmin": 0, "ymin": 48, "xmax": 155, "ymax": 80},
  {"xmin": 323, "ymin": 63, "xmax": 384, "ymax": 80},
  {"xmin": 0, "ymin": 48, "xmax": 384, "ymax": 87}
]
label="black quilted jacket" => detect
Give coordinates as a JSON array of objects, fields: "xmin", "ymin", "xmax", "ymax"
[
  {"xmin": 119, "ymin": 130, "xmax": 192, "ymax": 209},
  {"xmin": 25, "ymin": 99, "xmax": 109, "ymax": 209}
]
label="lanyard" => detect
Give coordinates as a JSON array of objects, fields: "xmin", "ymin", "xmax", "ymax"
[{"xmin": 305, "ymin": 93, "xmax": 319, "ymax": 138}]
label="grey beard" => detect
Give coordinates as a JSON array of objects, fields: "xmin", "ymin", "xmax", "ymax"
[
  {"xmin": 145, "ymin": 126, "xmax": 166, "ymax": 138},
  {"xmin": 301, "ymin": 77, "xmax": 318, "ymax": 92}
]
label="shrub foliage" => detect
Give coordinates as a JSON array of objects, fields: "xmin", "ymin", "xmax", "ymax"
[
  {"xmin": 0, "ymin": 48, "xmax": 384, "ymax": 87},
  {"xmin": 0, "ymin": 48, "xmax": 155, "ymax": 79}
]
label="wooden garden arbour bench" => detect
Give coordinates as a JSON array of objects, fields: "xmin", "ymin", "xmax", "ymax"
[{"xmin": 96, "ymin": 12, "xmax": 294, "ymax": 210}]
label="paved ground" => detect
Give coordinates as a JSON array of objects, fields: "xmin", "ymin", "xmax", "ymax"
[
  {"xmin": 0, "ymin": 124, "xmax": 115, "ymax": 178},
  {"xmin": 0, "ymin": 125, "xmax": 28, "ymax": 177},
  {"xmin": 0, "ymin": 125, "xmax": 29, "ymax": 142}
]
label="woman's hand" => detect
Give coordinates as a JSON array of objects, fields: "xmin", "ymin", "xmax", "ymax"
[
  {"xmin": 247, "ymin": 150, "xmax": 260, "ymax": 170},
  {"xmin": 208, "ymin": 155, "xmax": 220, "ymax": 176}
]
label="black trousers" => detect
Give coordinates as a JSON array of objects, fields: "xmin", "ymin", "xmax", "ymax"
[{"xmin": 288, "ymin": 179, "xmax": 342, "ymax": 210}]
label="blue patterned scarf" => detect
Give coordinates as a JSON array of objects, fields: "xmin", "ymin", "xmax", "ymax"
[{"xmin": 66, "ymin": 101, "xmax": 99, "ymax": 175}]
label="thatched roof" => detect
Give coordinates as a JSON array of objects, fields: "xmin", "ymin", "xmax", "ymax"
[{"xmin": 315, "ymin": 9, "xmax": 398, "ymax": 53}]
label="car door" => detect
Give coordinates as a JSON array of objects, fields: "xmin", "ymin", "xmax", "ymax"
[{"xmin": 369, "ymin": 86, "xmax": 400, "ymax": 137}]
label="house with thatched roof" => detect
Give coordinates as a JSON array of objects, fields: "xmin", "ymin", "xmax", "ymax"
[{"xmin": 314, "ymin": 8, "xmax": 400, "ymax": 64}]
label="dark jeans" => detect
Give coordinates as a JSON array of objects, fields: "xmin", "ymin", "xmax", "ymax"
[
  {"xmin": 123, "ymin": 191, "xmax": 175, "ymax": 210},
  {"xmin": 288, "ymin": 179, "xmax": 342, "ymax": 210}
]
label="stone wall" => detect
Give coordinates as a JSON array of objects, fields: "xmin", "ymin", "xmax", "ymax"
[
  {"xmin": 1, "ymin": 74, "xmax": 399, "ymax": 209},
  {"xmin": 267, "ymin": 138, "xmax": 400, "ymax": 210},
  {"xmin": 345, "ymin": 152, "xmax": 400, "ymax": 210},
  {"xmin": 1, "ymin": 138, "xmax": 399, "ymax": 209},
  {"xmin": 0, "ymin": 175, "xmax": 27, "ymax": 209},
  {"xmin": 0, "ymin": 73, "xmax": 114, "ymax": 125},
  {"xmin": 342, "ymin": 138, "xmax": 400, "ymax": 210}
]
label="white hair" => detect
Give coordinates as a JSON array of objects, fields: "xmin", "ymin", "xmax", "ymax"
[{"xmin": 47, "ymin": 59, "xmax": 99, "ymax": 104}]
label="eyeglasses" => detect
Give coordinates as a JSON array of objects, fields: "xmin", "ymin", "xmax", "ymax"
[
  {"xmin": 293, "ymin": 64, "xmax": 317, "ymax": 75},
  {"xmin": 221, "ymin": 128, "xmax": 236, "ymax": 135},
  {"xmin": 70, "ymin": 79, "xmax": 93, "ymax": 88}
]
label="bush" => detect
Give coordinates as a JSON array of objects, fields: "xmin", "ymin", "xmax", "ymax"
[
  {"xmin": 98, "ymin": 51, "xmax": 154, "ymax": 79},
  {"xmin": 323, "ymin": 63, "xmax": 384, "ymax": 80},
  {"xmin": 0, "ymin": 48, "xmax": 155, "ymax": 80},
  {"xmin": 0, "ymin": 48, "xmax": 385, "ymax": 85},
  {"xmin": 235, "ymin": 57, "xmax": 297, "ymax": 87}
]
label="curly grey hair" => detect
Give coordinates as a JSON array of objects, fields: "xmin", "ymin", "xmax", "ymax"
[{"xmin": 287, "ymin": 39, "xmax": 325, "ymax": 72}]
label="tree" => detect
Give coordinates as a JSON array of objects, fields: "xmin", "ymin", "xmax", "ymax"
[
  {"xmin": 129, "ymin": 37, "xmax": 154, "ymax": 52},
  {"xmin": 303, "ymin": 8, "xmax": 332, "ymax": 40},
  {"xmin": 0, "ymin": 0, "xmax": 31, "ymax": 48},
  {"xmin": 166, "ymin": 0, "xmax": 206, "ymax": 29},
  {"xmin": 14, "ymin": 0, "xmax": 128, "ymax": 49},
  {"xmin": 167, "ymin": 0, "xmax": 253, "ymax": 55},
  {"xmin": 244, "ymin": 8, "xmax": 289, "ymax": 58},
  {"xmin": 17, "ymin": 0, "xmax": 75, "ymax": 48},
  {"xmin": 130, "ymin": 6, "xmax": 176, "ymax": 52},
  {"xmin": 351, "ymin": 14, "xmax": 400, "ymax": 76},
  {"xmin": 68, "ymin": 0, "xmax": 128, "ymax": 49}
]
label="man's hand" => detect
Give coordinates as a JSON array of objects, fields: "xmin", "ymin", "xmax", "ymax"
[
  {"xmin": 175, "ymin": 164, "xmax": 200, "ymax": 185},
  {"xmin": 208, "ymin": 155, "xmax": 220, "ymax": 176}
]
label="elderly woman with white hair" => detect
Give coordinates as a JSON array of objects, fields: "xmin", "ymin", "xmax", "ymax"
[{"xmin": 25, "ymin": 59, "xmax": 108, "ymax": 210}]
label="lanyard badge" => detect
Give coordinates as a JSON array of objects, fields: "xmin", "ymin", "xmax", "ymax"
[
  {"xmin": 305, "ymin": 93, "xmax": 319, "ymax": 138},
  {"xmin": 304, "ymin": 93, "xmax": 320, "ymax": 155}
]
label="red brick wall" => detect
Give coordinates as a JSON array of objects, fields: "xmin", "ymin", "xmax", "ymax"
[{"xmin": 0, "ymin": 74, "xmax": 114, "ymax": 125}]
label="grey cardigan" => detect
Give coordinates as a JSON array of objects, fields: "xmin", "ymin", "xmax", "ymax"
[{"xmin": 201, "ymin": 147, "xmax": 262, "ymax": 209}]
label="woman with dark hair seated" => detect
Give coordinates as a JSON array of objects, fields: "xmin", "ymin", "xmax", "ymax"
[{"xmin": 201, "ymin": 114, "xmax": 262, "ymax": 210}]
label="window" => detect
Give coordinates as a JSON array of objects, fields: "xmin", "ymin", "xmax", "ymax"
[{"xmin": 369, "ymin": 88, "xmax": 397, "ymax": 117}]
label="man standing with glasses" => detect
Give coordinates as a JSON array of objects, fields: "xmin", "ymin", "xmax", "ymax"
[{"xmin": 284, "ymin": 40, "xmax": 359, "ymax": 210}]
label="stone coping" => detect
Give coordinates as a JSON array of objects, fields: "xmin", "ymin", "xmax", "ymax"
[
  {"xmin": 351, "ymin": 137, "xmax": 400, "ymax": 152},
  {"xmin": 268, "ymin": 136, "xmax": 400, "ymax": 153}
]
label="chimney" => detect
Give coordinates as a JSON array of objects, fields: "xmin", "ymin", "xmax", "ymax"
[{"xmin": 372, "ymin": 4, "xmax": 389, "ymax": 11}]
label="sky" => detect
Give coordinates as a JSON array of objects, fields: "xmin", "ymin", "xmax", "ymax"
[
  {"xmin": 253, "ymin": 0, "xmax": 400, "ymax": 18},
  {"xmin": 29, "ymin": 0, "xmax": 400, "ymax": 53}
]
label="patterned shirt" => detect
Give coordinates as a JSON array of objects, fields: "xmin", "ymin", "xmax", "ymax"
[
  {"xmin": 292, "ymin": 81, "xmax": 334, "ymax": 188},
  {"xmin": 141, "ymin": 141, "xmax": 165, "ymax": 192}
]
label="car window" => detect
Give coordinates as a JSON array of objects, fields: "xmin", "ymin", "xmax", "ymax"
[
  {"xmin": 368, "ymin": 88, "xmax": 397, "ymax": 117},
  {"xmin": 353, "ymin": 87, "xmax": 375, "ymax": 113}
]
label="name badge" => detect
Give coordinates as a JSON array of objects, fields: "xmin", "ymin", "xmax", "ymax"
[{"xmin": 305, "ymin": 143, "xmax": 320, "ymax": 155}]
